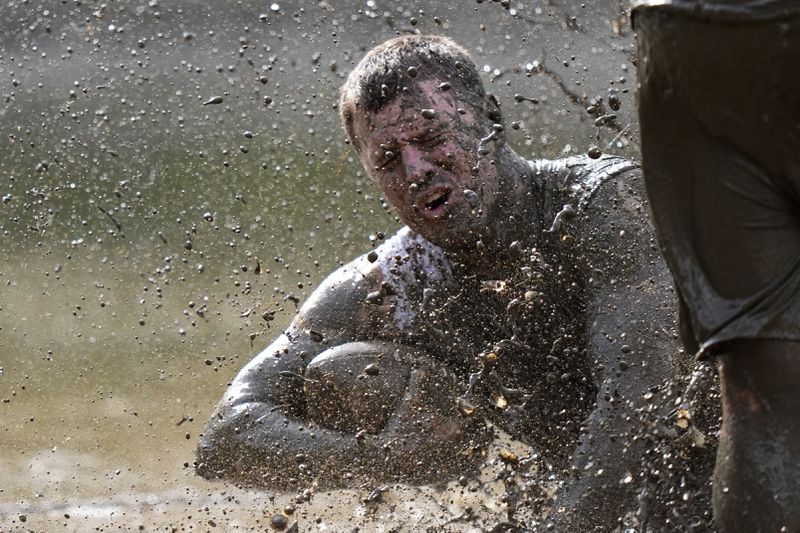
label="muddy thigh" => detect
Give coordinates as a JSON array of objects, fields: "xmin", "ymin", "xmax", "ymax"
[{"xmin": 635, "ymin": 6, "xmax": 800, "ymax": 351}]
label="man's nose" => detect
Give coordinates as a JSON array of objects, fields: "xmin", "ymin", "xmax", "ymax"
[{"xmin": 399, "ymin": 144, "xmax": 437, "ymax": 184}]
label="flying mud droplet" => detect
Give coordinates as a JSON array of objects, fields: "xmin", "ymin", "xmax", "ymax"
[
  {"xmin": 476, "ymin": 125, "xmax": 502, "ymax": 158},
  {"xmin": 463, "ymin": 189, "xmax": 479, "ymax": 208},
  {"xmin": 594, "ymin": 114, "xmax": 617, "ymax": 127},
  {"xmin": 499, "ymin": 449, "xmax": 519, "ymax": 464},
  {"xmin": 457, "ymin": 397, "xmax": 476, "ymax": 416},
  {"xmin": 608, "ymin": 92, "xmax": 621, "ymax": 111},
  {"xmin": 269, "ymin": 512, "xmax": 288, "ymax": 530},
  {"xmin": 588, "ymin": 146, "xmax": 602, "ymax": 159},
  {"xmin": 545, "ymin": 204, "xmax": 576, "ymax": 234},
  {"xmin": 421, "ymin": 108, "xmax": 436, "ymax": 120},
  {"xmin": 202, "ymin": 95, "xmax": 224, "ymax": 106},
  {"xmin": 514, "ymin": 94, "xmax": 539, "ymax": 104}
]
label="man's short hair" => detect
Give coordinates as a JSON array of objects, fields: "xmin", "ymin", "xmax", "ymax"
[{"xmin": 339, "ymin": 35, "xmax": 486, "ymax": 149}]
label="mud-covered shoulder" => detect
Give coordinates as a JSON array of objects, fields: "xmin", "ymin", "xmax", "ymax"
[
  {"xmin": 571, "ymin": 166, "xmax": 666, "ymax": 289},
  {"xmin": 300, "ymin": 226, "xmax": 457, "ymax": 342}
]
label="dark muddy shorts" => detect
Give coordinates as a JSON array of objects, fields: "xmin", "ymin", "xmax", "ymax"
[{"xmin": 633, "ymin": 1, "xmax": 800, "ymax": 355}]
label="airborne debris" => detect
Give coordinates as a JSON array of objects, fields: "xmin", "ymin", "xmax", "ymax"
[
  {"xmin": 476, "ymin": 124, "xmax": 504, "ymax": 158},
  {"xmin": 202, "ymin": 95, "xmax": 224, "ymax": 106},
  {"xmin": 545, "ymin": 204, "xmax": 576, "ymax": 234},
  {"xmin": 608, "ymin": 92, "xmax": 621, "ymax": 111},
  {"xmin": 513, "ymin": 94, "xmax": 539, "ymax": 105},
  {"xmin": 498, "ymin": 449, "xmax": 519, "ymax": 465},
  {"xmin": 249, "ymin": 332, "xmax": 261, "ymax": 346},
  {"xmin": 463, "ymin": 189, "xmax": 479, "ymax": 208},
  {"xmin": 594, "ymin": 113, "xmax": 618, "ymax": 127},
  {"xmin": 421, "ymin": 108, "xmax": 436, "ymax": 120},
  {"xmin": 269, "ymin": 512, "xmax": 288, "ymax": 531},
  {"xmin": 363, "ymin": 485, "xmax": 389, "ymax": 505}
]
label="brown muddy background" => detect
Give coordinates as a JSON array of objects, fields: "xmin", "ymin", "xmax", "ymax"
[{"xmin": 0, "ymin": 0, "xmax": 640, "ymax": 529}]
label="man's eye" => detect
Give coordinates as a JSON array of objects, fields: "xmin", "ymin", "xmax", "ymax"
[{"xmin": 376, "ymin": 150, "xmax": 397, "ymax": 170}]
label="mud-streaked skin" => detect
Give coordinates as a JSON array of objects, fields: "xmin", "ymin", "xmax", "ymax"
[
  {"xmin": 197, "ymin": 73, "xmax": 714, "ymax": 530},
  {"xmin": 353, "ymin": 78, "xmax": 501, "ymax": 255}
]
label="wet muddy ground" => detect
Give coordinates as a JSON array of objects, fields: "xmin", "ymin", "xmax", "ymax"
[{"xmin": 3, "ymin": 408, "xmax": 534, "ymax": 532}]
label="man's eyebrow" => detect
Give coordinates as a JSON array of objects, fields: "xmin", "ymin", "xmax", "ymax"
[{"xmin": 370, "ymin": 123, "xmax": 448, "ymax": 152}]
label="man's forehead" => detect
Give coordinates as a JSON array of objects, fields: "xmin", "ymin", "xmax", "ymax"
[{"xmin": 360, "ymin": 78, "xmax": 477, "ymax": 131}]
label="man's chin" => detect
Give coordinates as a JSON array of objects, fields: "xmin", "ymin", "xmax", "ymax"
[
  {"xmin": 413, "ymin": 223, "xmax": 486, "ymax": 254},
  {"xmin": 404, "ymin": 206, "xmax": 487, "ymax": 243}
]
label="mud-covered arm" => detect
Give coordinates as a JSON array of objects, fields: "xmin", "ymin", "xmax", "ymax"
[
  {"xmin": 195, "ymin": 261, "xmax": 393, "ymax": 489},
  {"xmin": 546, "ymin": 170, "xmax": 682, "ymax": 530},
  {"xmin": 196, "ymin": 256, "xmax": 485, "ymax": 490}
]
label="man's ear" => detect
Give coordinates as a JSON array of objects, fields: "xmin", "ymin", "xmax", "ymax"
[{"xmin": 484, "ymin": 93, "xmax": 503, "ymax": 124}]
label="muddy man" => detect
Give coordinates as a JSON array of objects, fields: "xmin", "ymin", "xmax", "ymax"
[
  {"xmin": 634, "ymin": 1, "xmax": 800, "ymax": 530},
  {"xmin": 197, "ymin": 35, "xmax": 711, "ymax": 530}
]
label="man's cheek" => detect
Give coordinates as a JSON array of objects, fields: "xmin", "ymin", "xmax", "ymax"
[
  {"xmin": 453, "ymin": 135, "xmax": 479, "ymax": 160},
  {"xmin": 439, "ymin": 158, "xmax": 455, "ymax": 172}
]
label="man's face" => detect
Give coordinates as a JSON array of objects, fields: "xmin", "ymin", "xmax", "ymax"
[{"xmin": 353, "ymin": 77, "xmax": 501, "ymax": 250}]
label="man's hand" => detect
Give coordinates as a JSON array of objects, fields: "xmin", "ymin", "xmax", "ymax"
[{"xmin": 383, "ymin": 353, "xmax": 490, "ymax": 483}]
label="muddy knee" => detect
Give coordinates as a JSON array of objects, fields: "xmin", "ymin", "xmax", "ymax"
[{"xmin": 715, "ymin": 341, "xmax": 800, "ymax": 529}]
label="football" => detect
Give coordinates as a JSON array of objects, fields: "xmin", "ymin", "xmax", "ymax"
[{"xmin": 304, "ymin": 341, "xmax": 414, "ymax": 434}]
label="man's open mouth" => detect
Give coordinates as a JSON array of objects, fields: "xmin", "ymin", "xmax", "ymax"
[{"xmin": 416, "ymin": 185, "xmax": 452, "ymax": 219}]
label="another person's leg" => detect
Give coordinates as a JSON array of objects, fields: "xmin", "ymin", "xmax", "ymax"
[
  {"xmin": 716, "ymin": 341, "xmax": 800, "ymax": 530},
  {"xmin": 634, "ymin": 3, "xmax": 800, "ymax": 528}
]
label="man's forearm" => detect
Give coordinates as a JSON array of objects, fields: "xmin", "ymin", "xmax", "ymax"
[
  {"xmin": 196, "ymin": 340, "xmax": 488, "ymax": 490},
  {"xmin": 196, "ymin": 400, "xmax": 385, "ymax": 490},
  {"xmin": 544, "ymin": 174, "xmax": 685, "ymax": 529},
  {"xmin": 545, "ymin": 324, "xmax": 674, "ymax": 530}
]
